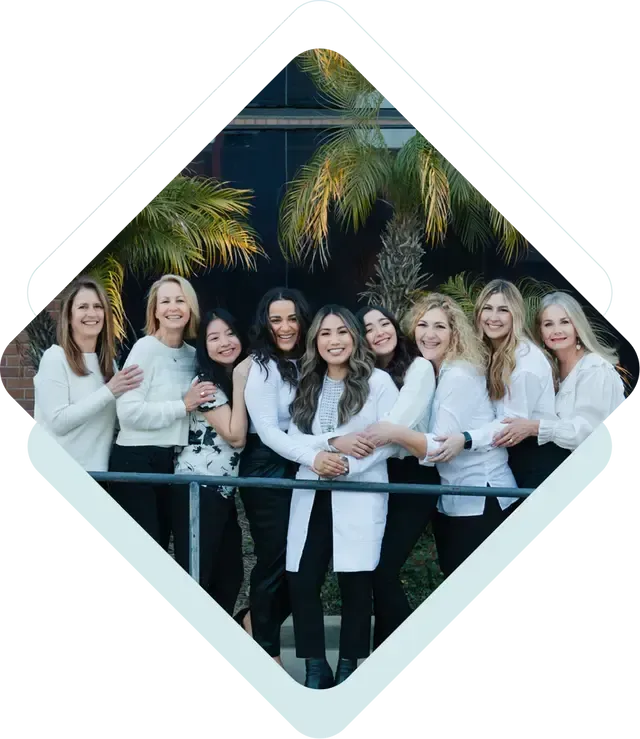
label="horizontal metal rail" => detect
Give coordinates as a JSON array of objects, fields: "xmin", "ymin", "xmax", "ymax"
[
  {"xmin": 90, "ymin": 471, "xmax": 531, "ymax": 581},
  {"xmin": 90, "ymin": 471, "xmax": 533, "ymax": 498}
]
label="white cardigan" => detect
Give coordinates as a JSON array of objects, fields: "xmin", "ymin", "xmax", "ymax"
[{"xmin": 286, "ymin": 368, "xmax": 400, "ymax": 573}]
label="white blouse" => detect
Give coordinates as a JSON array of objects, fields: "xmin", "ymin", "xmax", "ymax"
[
  {"xmin": 469, "ymin": 340, "xmax": 557, "ymax": 450},
  {"xmin": 244, "ymin": 357, "xmax": 333, "ymax": 464},
  {"xmin": 422, "ymin": 360, "xmax": 518, "ymax": 516},
  {"xmin": 386, "ymin": 357, "xmax": 436, "ymax": 433},
  {"xmin": 537, "ymin": 352, "xmax": 625, "ymax": 450}
]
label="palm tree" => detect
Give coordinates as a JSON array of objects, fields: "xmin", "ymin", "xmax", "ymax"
[
  {"xmin": 24, "ymin": 174, "xmax": 263, "ymax": 369},
  {"xmin": 438, "ymin": 272, "xmax": 557, "ymax": 327},
  {"xmin": 279, "ymin": 49, "xmax": 528, "ymax": 317}
]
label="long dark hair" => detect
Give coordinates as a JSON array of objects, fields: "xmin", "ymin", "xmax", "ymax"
[
  {"xmin": 290, "ymin": 305, "xmax": 376, "ymax": 434},
  {"xmin": 356, "ymin": 304, "xmax": 418, "ymax": 389},
  {"xmin": 248, "ymin": 287, "xmax": 312, "ymax": 387},
  {"xmin": 195, "ymin": 308, "xmax": 247, "ymax": 407}
]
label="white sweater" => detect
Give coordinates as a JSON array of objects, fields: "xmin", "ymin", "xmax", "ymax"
[
  {"xmin": 34, "ymin": 344, "xmax": 116, "ymax": 471},
  {"xmin": 115, "ymin": 335, "xmax": 196, "ymax": 448}
]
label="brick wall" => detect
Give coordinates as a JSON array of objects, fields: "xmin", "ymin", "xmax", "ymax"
[{"xmin": 1, "ymin": 299, "xmax": 61, "ymax": 417}]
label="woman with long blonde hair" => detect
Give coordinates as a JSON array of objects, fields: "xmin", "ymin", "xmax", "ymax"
[
  {"xmin": 108, "ymin": 274, "xmax": 216, "ymax": 547},
  {"xmin": 34, "ymin": 276, "xmax": 143, "ymax": 471},
  {"xmin": 429, "ymin": 280, "xmax": 566, "ymax": 488},
  {"xmin": 365, "ymin": 293, "xmax": 518, "ymax": 578},
  {"xmin": 493, "ymin": 291, "xmax": 625, "ymax": 451}
]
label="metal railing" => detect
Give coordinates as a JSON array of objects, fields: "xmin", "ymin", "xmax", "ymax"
[{"xmin": 90, "ymin": 471, "xmax": 532, "ymax": 582}]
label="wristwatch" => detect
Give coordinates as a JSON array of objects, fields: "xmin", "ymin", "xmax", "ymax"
[{"xmin": 463, "ymin": 431, "xmax": 473, "ymax": 450}]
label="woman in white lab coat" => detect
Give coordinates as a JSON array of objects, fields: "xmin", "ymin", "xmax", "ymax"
[
  {"xmin": 286, "ymin": 305, "xmax": 400, "ymax": 689},
  {"xmin": 365, "ymin": 293, "xmax": 519, "ymax": 579},
  {"xmin": 491, "ymin": 291, "xmax": 625, "ymax": 452}
]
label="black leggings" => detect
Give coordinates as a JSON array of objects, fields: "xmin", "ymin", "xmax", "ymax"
[
  {"xmin": 239, "ymin": 434, "xmax": 296, "ymax": 657},
  {"xmin": 372, "ymin": 457, "xmax": 440, "ymax": 648}
]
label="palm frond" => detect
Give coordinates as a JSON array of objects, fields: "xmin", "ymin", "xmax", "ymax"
[
  {"xmin": 297, "ymin": 49, "xmax": 383, "ymax": 120},
  {"xmin": 515, "ymin": 276, "xmax": 558, "ymax": 328},
  {"xmin": 88, "ymin": 254, "xmax": 126, "ymax": 341},
  {"xmin": 441, "ymin": 154, "xmax": 528, "ymax": 262},
  {"xmin": 279, "ymin": 128, "xmax": 388, "ymax": 266},
  {"xmin": 438, "ymin": 271, "xmax": 484, "ymax": 316}
]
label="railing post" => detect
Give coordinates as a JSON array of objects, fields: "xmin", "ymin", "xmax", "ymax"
[{"xmin": 189, "ymin": 481, "xmax": 200, "ymax": 583}]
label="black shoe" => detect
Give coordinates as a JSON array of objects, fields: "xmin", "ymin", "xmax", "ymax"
[
  {"xmin": 304, "ymin": 658, "xmax": 334, "ymax": 689},
  {"xmin": 334, "ymin": 657, "xmax": 358, "ymax": 685}
]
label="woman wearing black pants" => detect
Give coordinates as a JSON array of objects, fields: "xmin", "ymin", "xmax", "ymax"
[
  {"xmin": 332, "ymin": 306, "xmax": 440, "ymax": 649},
  {"xmin": 240, "ymin": 287, "xmax": 314, "ymax": 664},
  {"xmin": 109, "ymin": 275, "xmax": 215, "ymax": 547}
]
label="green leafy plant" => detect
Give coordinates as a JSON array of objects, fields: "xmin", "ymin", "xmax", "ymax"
[{"xmin": 279, "ymin": 49, "xmax": 529, "ymax": 318}]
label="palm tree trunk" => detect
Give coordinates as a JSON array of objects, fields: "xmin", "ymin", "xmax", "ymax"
[{"xmin": 359, "ymin": 212, "xmax": 431, "ymax": 319}]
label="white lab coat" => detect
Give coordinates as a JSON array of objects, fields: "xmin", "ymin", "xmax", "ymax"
[{"xmin": 286, "ymin": 368, "xmax": 401, "ymax": 573}]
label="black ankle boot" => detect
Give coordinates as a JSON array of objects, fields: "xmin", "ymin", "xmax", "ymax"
[
  {"xmin": 304, "ymin": 658, "xmax": 334, "ymax": 689},
  {"xmin": 334, "ymin": 657, "xmax": 358, "ymax": 685}
]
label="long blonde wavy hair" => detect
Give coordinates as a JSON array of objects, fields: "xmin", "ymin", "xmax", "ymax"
[
  {"xmin": 473, "ymin": 279, "xmax": 534, "ymax": 401},
  {"xmin": 403, "ymin": 293, "xmax": 486, "ymax": 370}
]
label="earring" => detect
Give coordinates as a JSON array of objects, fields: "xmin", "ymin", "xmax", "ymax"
[{"xmin": 576, "ymin": 337, "xmax": 582, "ymax": 351}]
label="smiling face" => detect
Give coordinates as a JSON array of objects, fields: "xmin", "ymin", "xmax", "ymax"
[
  {"xmin": 206, "ymin": 318, "xmax": 242, "ymax": 367},
  {"xmin": 155, "ymin": 280, "xmax": 190, "ymax": 334},
  {"xmin": 363, "ymin": 309, "xmax": 398, "ymax": 361},
  {"xmin": 539, "ymin": 304, "xmax": 578, "ymax": 353},
  {"xmin": 317, "ymin": 313, "xmax": 354, "ymax": 368},
  {"xmin": 268, "ymin": 299, "xmax": 300, "ymax": 354},
  {"xmin": 479, "ymin": 292, "xmax": 513, "ymax": 345},
  {"xmin": 70, "ymin": 288, "xmax": 105, "ymax": 345},
  {"xmin": 414, "ymin": 308, "xmax": 451, "ymax": 370}
]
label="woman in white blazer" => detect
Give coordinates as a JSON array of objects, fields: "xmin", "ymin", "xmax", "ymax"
[
  {"xmin": 286, "ymin": 305, "xmax": 400, "ymax": 689},
  {"xmin": 491, "ymin": 291, "xmax": 625, "ymax": 451},
  {"xmin": 34, "ymin": 276, "xmax": 143, "ymax": 472},
  {"xmin": 365, "ymin": 294, "xmax": 518, "ymax": 579},
  {"xmin": 429, "ymin": 280, "xmax": 569, "ymax": 488}
]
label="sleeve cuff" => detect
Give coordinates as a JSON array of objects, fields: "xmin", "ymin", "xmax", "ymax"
[
  {"xmin": 171, "ymin": 400, "xmax": 187, "ymax": 419},
  {"xmin": 537, "ymin": 419, "xmax": 553, "ymax": 445}
]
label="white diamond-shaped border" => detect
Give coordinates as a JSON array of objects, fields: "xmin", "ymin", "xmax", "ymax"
[{"xmin": 24, "ymin": 0, "xmax": 616, "ymax": 739}]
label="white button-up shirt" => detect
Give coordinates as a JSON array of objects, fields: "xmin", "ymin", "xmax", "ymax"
[
  {"xmin": 538, "ymin": 352, "xmax": 625, "ymax": 450},
  {"xmin": 469, "ymin": 340, "xmax": 557, "ymax": 450},
  {"xmin": 422, "ymin": 360, "xmax": 518, "ymax": 516}
]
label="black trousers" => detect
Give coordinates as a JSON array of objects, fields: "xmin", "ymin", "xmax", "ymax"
[
  {"xmin": 508, "ymin": 437, "xmax": 572, "ymax": 490},
  {"xmin": 172, "ymin": 487, "xmax": 244, "ymax": 616},
  {"xmin": 288, "ymin": 491, "xmax": 373, "ymax": 660},
  {"xmin": 372, "ymin": 457, "xmax": 440, "ymax": 648},
  {"xmin": 108, "ymin": 444, "xmax": 174, "ymax": 548},
  {"xmin": 433, "ymin": 493, "xmax": 518, "ymax": 578},
  {"xmin": 239, "ymin": 434, "xmax": 296, "ymax": 657}
]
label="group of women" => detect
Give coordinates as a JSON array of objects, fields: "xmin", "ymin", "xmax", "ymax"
[{"xmin": 33, "ymin": 273, "xmax": 626, "ymax": 690}]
